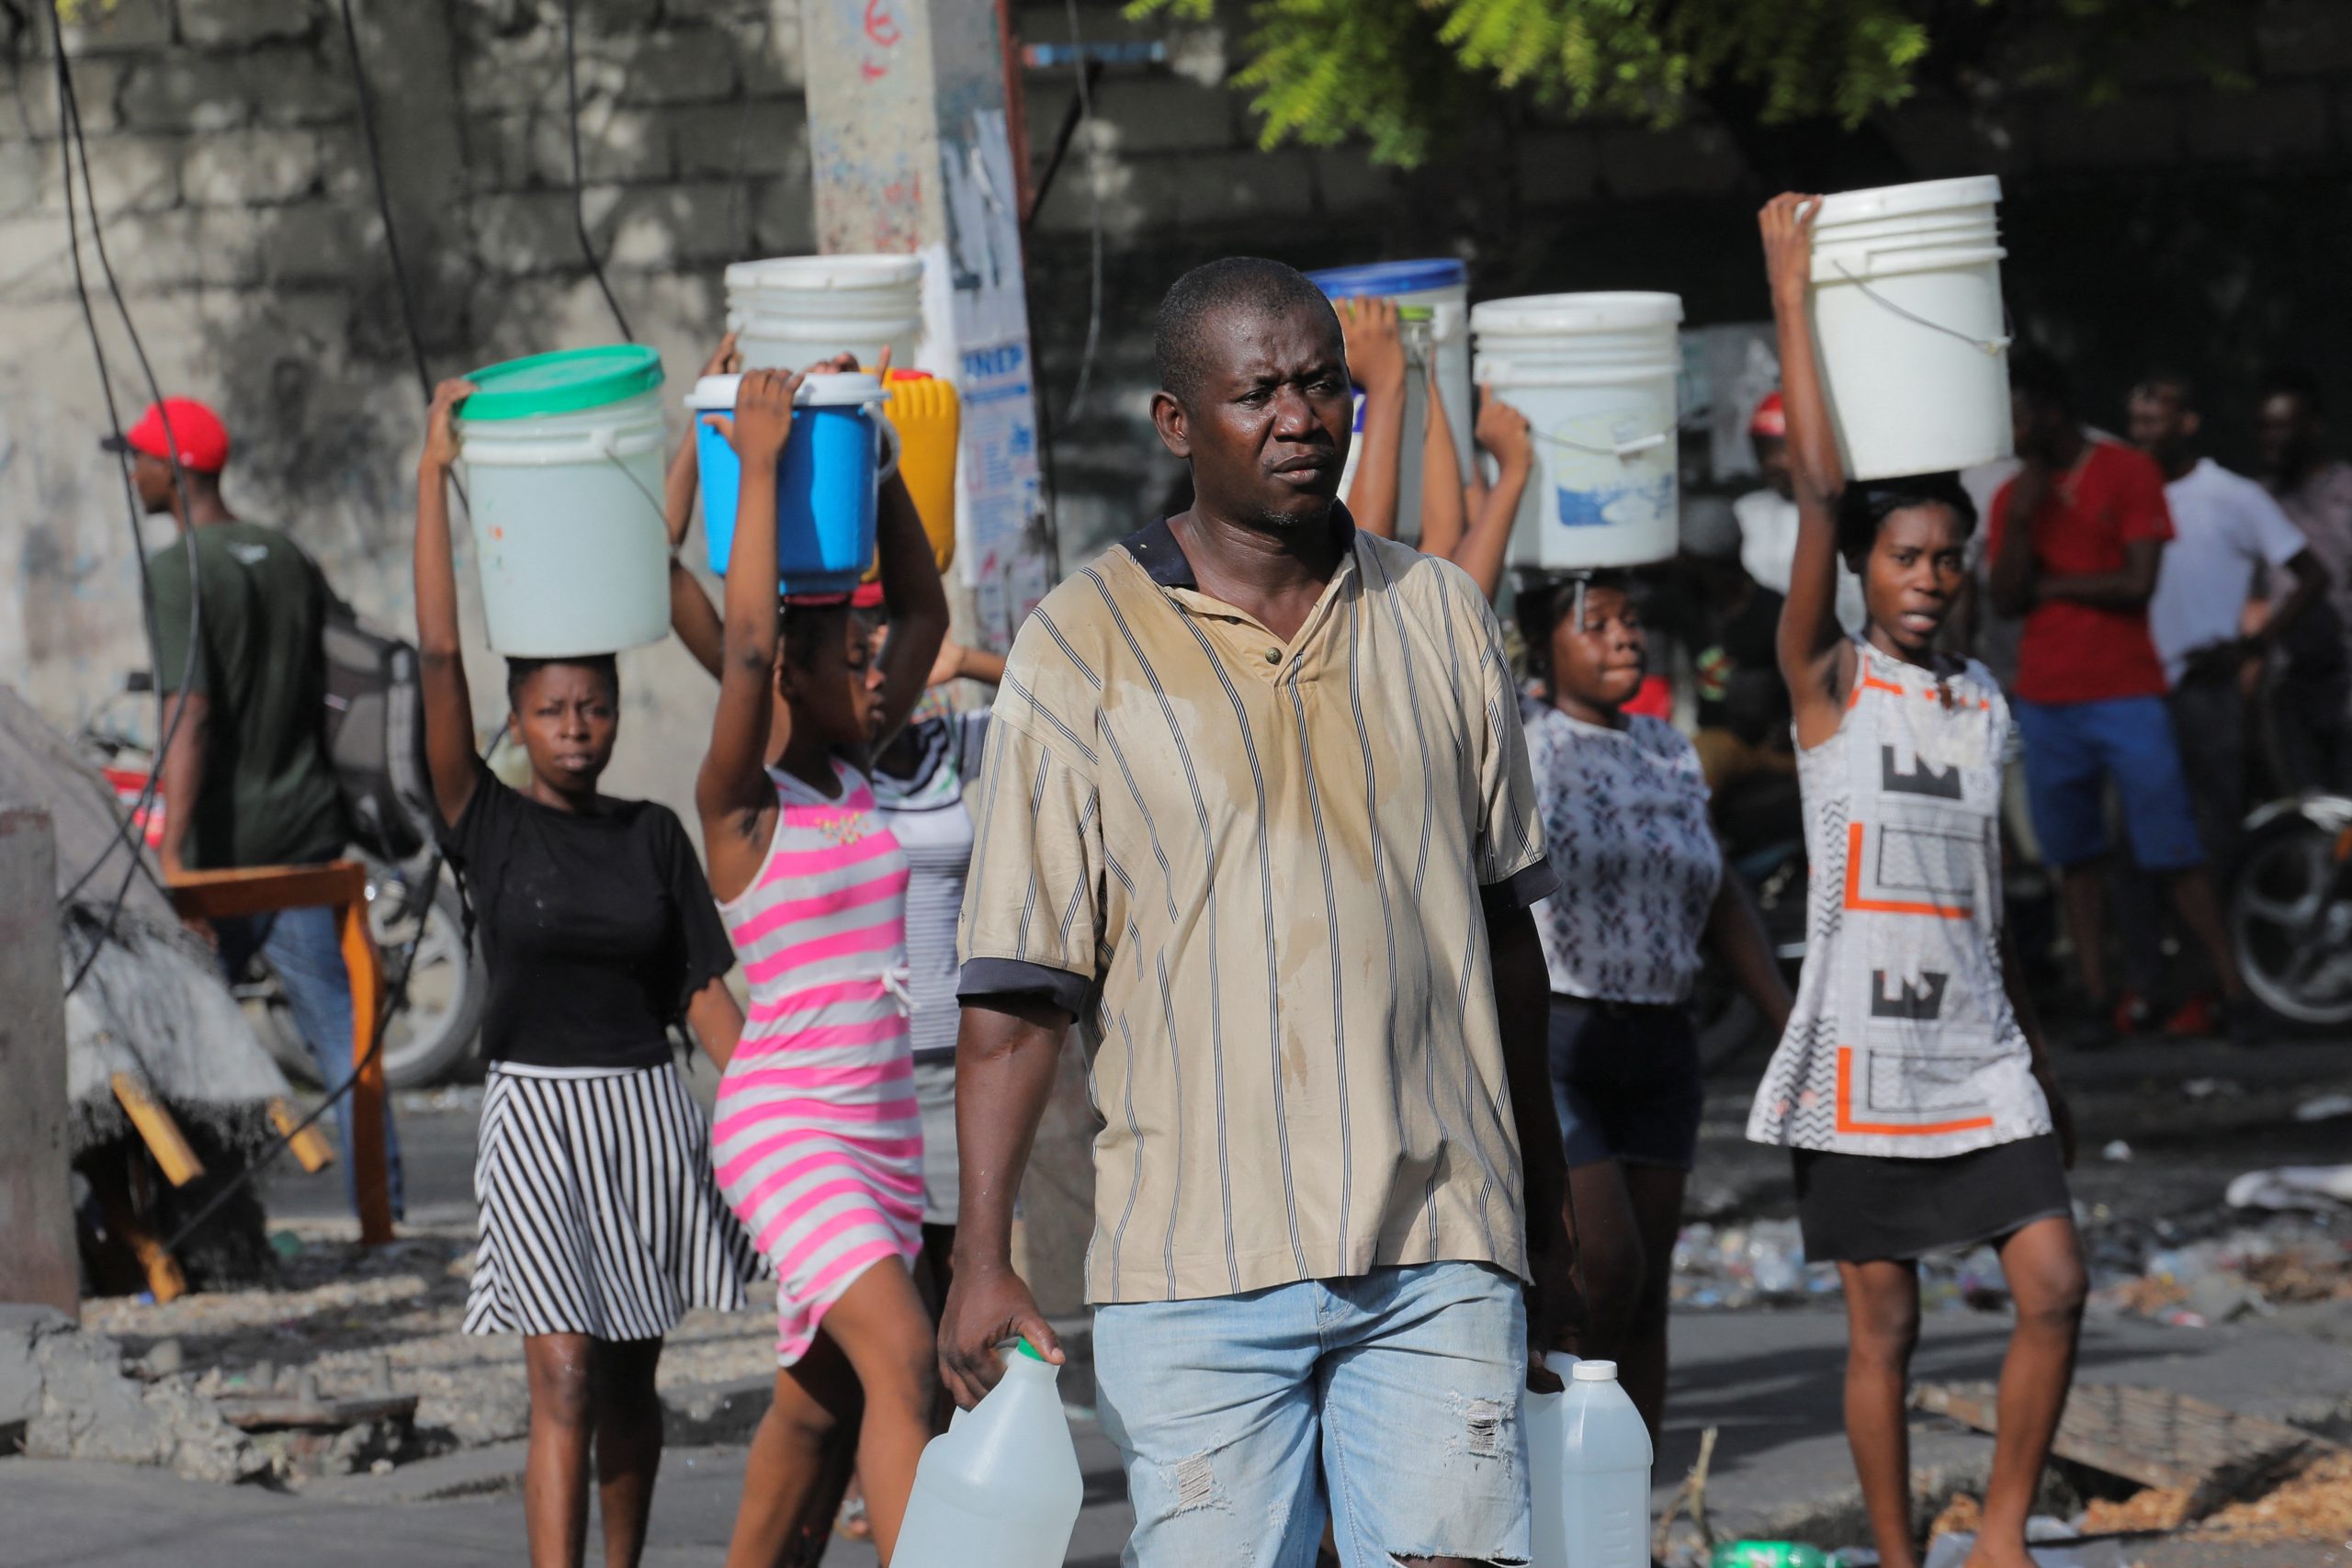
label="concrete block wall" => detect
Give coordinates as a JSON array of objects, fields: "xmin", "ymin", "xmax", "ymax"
[{"xmin": 0, "ymin": 0, "xmax": 807, "ymax": 821}]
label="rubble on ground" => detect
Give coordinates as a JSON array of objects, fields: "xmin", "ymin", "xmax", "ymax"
[
  {"xmin": 0, "ymin": 1304, "xmax": 262, "ymax": 1483},
  {"xmin": 78, "ymin": 1224, "xmax": 778, "ymax": 1466}
]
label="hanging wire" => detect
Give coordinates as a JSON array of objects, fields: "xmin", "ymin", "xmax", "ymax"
[
  {"xmin": 561, "ymin": 0, "xmax": 635, "ymax": 342},
  {"xmin": 48, "ymin": 6, "xmax": 206, "ymax": 997},
  {"xmin": 334, "ymin": 0, "xmax": 432, "ymax": 398}
]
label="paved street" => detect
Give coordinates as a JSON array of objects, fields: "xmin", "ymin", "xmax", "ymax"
[
  {"xmin": 8, "ymin": 1292, "xmax": 2349, "ymax": 1566},
  {"xmin": 8, "ymin": 1038, "xmax": 2343, "ymax": 1565}
]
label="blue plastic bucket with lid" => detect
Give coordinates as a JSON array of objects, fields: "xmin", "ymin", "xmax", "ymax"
[{"xmin": 690, "ymin": 372, "xmax": 901, "ymax": 595}]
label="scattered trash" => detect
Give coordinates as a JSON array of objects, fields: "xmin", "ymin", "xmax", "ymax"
[
  {"xmin": 268, "ymin": 1230, "xmax": 306, "ymax": 1261},
  {"xmin": 2183, "ymin": 1077, "xmax": 2223, "ymax": 1100},
  {"xmin": 2089, "ymin": 1216, "xmax": 2352, "ymax": 1325},
  {"xmin": 2101, "ymin": 1138, "xmax": 2133, "ymax": 1163},
  {"xmin": 2227, "ymin": 1165, "xmax": 2352, "ymax": 1213},
  {"xmin": 2082, "ymin": 1450, "xmax": 2352, "ymax": 1545},
  {"xmin": 1710, "ymin": 1542, "xmax": 1833, "ymax": 1567},
  {"xmin": 1672, "ymin": 1222, "xmax": 2015, "ymax": 1312},
  {"xmin": 2295, "ymin": 1093, "xmax": 2352, "ymax": 1123},
  {"xmin": 1920, "ymin": 1529, "xmax": 2121, "ymax": 1568}
]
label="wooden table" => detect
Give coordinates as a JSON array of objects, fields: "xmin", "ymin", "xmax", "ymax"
[{"xmin": 168, "ymin": 862, "xmax": 391, "ymax": 1246}]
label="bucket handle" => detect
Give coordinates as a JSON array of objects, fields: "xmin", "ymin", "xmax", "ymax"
[
  {"xmin": 874, "ymin": 409, "xmax": 902, "ymax": 483},
  {"xmin": 1533, "ymin": 426, "xmax": 1671, "ymax": 461},
  {"xmin": 1832, "ymin": 260, "xmax": 2011, "ymax": 356},
  {"xmin": 588, "ymin": 427, "xmax": 674, "ymax": 527}
]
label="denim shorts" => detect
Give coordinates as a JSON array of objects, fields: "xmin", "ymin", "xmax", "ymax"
[
  {"xmin": 1094, "ymin": 1261, "xmax": 1531, "ymax": 1568},
  {"xmin": 2012, "ymin": 694, "xmax": 2204, "ymax": 872},
  {"xmin": 1549, "ymin": 996, "xmax": 1704, "ymax": 1171}
]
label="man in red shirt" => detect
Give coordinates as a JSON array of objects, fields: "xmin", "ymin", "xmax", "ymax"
[{"xmin": 1988, "ymin": 354, "xmax": 2251, "ymax": 1044}]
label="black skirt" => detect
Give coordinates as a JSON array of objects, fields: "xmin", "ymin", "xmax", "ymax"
[{"xmin": 1791, "ymin": 1134, "xmax": 2074, "ymax": 1264}]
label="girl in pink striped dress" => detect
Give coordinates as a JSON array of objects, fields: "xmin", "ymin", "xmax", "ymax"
[{"xmin": 696, "ymin": 366, "xmax": 951, "ymax": 1566}]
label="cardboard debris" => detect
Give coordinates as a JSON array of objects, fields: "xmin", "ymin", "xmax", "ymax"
[{"xmin": 1911, "ymin": 1382, "xmax": 2335, "ymax": 1510}]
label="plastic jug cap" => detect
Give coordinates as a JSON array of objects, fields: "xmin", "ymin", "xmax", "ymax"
[
  {"xmin": 1571, "ymin": 1359, "xmax": 1619, "ymax": 1382},
  {"xmin": 1012, "ymin": 1337, "xmax": 1047, "ymax": 1362}
]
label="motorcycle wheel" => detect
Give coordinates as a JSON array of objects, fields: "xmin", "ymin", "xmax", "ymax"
[{"xmin": 2230, "ymin": 822, "xmax": 2352, "ymax": 1029}]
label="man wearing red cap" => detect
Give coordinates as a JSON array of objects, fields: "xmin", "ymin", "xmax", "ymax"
[
  {"xmin": 1733, "ymin": 389, "xmax": 1865, "ymax": 631},
  {"xmin": 113, "ymin": 397, "xmax": 402, "ymax": 1216}
]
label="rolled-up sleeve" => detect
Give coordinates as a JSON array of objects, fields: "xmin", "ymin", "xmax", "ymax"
[{"xmin": 956, "ymin": 706, "xmax": 1104, "ymax": 1020}]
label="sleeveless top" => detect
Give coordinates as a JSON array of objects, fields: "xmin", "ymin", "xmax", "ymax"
[
  {"xmin": 710, "ymin": 759, "xmax": 923, "ymax": 1363},
  {"xmin": 1746, "ymin": 640, "xmax": 2052, "ymax": 1158}
]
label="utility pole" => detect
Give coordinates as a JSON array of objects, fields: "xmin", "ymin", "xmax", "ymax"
[
  {"xmin": 0, "ymin": 810, "xmax": 78, "ymax": 1318},
  {"xmin": 798, "ymin": 0, "xmax": 1053, "ymax": 652},
  {"xmin": 797, "ymin": 0, "xmax": 1090, "ymax": 1382}
]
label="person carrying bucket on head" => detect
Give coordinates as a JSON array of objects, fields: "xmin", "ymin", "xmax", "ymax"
[
  {"xmin": 1746, "ymin": 193, "xmax": 2086, "ymax": 1568},
  {"xmin": 694, "ymin": 358, "xmax": 952, "ymax": 1567},
  {"xmin": 1335, "ymin": 294, "xmax": 1536, "ymax": 600},
  {"xmin": 1514, "ymin": 566, "xmax": 1791, "ymax": 1453},
  {"xmin": 412, "ymin": 378, "xmax": 764, "ymax": 1568}
]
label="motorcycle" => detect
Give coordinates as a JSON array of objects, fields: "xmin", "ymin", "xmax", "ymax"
[
  {"xmin": 2228, "ymin": 792, "xmax": 2352, "ymax": 1030},
  {"xmin": 80, "ymin": 675, "xmax": 487, "ymax": 1090}
]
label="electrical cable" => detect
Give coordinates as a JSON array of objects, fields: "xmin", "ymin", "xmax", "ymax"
[
  {"xmin": 48, "ymin": 10, "xmax": 206, "ymax": 998},
  {"xmin": 153, "ymin": 3, "xmax": 469, "ymax": 1247},
  {"xmin": 1059, "ymin": 0, "xmax": 1102, "ymax": 423},
  {"xmin": 561, "ymin": 0, "xmax": 635, "ymax": 343},
  {"xmin": 334, "ymin": 0, "xmax": 432, "ymax": 399}
]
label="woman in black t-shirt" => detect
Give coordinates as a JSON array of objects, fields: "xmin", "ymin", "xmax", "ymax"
[{"xmin": 416, "ymin": 378, "xmax": 762, "ymax": 1568}]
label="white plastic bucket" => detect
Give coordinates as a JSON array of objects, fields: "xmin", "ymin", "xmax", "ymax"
[
  {"xmin": 458, "ymin": 371, "xmax": 671, "ymax": 658},
  {"xmin": 1809, "ymin": 175, "xmax": 2012, "ymax": 480},
  {"xmin": 727, "ymin": 254, "xmax": 926, "ymax": 372},
  {"xmin": 1473, "ymin": 291, "xmax": 1683, "ymax": 570},
  {"xmin": 1308, "ymin": 261, "xmax": 1474, "ymax": 540}
]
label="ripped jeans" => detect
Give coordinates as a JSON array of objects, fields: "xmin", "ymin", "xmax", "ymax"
[{"xmin": 1095, "ymin": 1262, "xmax": 1530, "ymax": 1568}]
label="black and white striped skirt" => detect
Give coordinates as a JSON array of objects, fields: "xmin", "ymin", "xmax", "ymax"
[{"xmin": 466, "ymin": 1062, "xmax": 766, "ymax": 1342}]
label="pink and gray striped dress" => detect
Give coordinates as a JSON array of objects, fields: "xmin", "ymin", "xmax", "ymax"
[{"xmin": 713, "ymin": 760, "xmax": 924, "ymax": 1365}]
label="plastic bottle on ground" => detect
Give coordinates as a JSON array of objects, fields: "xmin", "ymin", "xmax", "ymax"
[{"xmin": 891, "ymin": 1339, "xmax": 1083, "ymax": 1568}]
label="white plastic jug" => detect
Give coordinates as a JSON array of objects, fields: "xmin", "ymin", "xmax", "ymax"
[
  {"xmin": 1808, "ymin": 175, "xmax": 2012, "ymax": 480},
  {"xmin": 1523, "ymin": 1350, "xmax": 1581, "ymax": 1567},
  {"xmin": 1553, "ymin": 1359, "xmax": 1651, "ymax": 1568},
  {"xmin": 893, "ymin": 1341, "xmax": 1083, "ymax": 1568},
  {"xmin": 1472, "ymin": 292, "xmax": 1684, "ymax": 571},
  {"xmin": 727, "ymin": 254, "xmax": 926, "ymax": 373}
]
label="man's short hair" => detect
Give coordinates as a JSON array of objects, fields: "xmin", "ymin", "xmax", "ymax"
[
  {"xmin": 2008, "ymin": 347, "xmax": 2073, "ymax": 417},
  {"xmin": 1154, "ymin": 257, "xmax": 1340, "ymax": 405}
]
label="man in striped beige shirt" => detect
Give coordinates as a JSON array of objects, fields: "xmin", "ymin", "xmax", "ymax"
[{"xmin": 938, "ymin": 257, "xmax": 1575, "ymax": 1568}]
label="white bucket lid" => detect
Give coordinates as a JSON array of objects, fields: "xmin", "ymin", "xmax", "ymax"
[
  {"xmin": 724, "ymin": 254, "xmax": 924, "ymax": 293},
  {"xmin": 1815, "ymin": 175, "xmax": 2002, "ymax": 225},
  {"xmin": 687, "ymin": 371, "xmax": 884, "ymax": 410},
  {"xmin": 1471, "ymin": 291, "xmax": 1684, "ymax": 336}
]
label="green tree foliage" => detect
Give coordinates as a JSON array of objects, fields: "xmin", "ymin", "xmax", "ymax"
[{"xmin": 1125, "ymin": 0, "xmax": 2211, "ymax": 166}]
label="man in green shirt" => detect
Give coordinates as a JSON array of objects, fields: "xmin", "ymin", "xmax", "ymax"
[{"xmin": 116, "ymin": 397, "xmax": 401, "ymax": 1215}]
